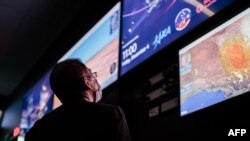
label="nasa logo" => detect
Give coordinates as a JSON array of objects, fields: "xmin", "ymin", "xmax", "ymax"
[{"xmin": 175, "ymin": 8, "xmax": 191, "ymax": 31}]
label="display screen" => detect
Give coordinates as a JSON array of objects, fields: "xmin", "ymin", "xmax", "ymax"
[
  {"xmin": 179, "ymin": 8, "xmax": 250, "ymax": 116},
  {"xmin": 120, "ymin": 0, "xmax": 234, "ymax": 75},
  {"xmin": 59, "ymin": 2, "xmax": 121, "ymax": 90},
  {"xmin": 19, "ymin": 71, "xmax": 54, "ymax": 135}
]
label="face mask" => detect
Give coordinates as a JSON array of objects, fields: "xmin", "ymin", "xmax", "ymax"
[
  {"xmin": 89, "ymin": 78, "xmax": 102, "ymax": 103},
  {"xmin": 94, "ymin": 79, "xmax": 102, "ymax": 103},
  {"xmin": 95, "ymin": 88, "xmax": 102, "ymax": 103}
]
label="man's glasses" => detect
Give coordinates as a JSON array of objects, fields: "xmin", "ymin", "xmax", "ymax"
[
  {"xmin": 83, "ymin": 72, "xmax": 97, "ymax": 78},
  {"xmin": 91, "ymin": 72, "xmax": 97, "ymax": 78}
]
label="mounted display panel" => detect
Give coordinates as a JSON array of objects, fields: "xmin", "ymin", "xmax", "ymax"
[
  {"xmin": 19, "ymin": 71, "xmax": 54, "ymax": 136},
  {"xmin": 179, "ymin": 8, "xmax": 250, "ymax": 116},
  {"xmin": 120, "ymin": 0, "xmax": 234, "ymax": 75},
  {"xmin": 53, "ymin": 2, "xmax": 121, "ymax": 108},
  {"xmin": 59, "ymin": 2, "xmax": 120, "ymax": 89}
]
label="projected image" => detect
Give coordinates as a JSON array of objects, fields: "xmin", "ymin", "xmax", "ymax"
[
  {"xmin": 179, "ymin": 8, "xmax": 250, "ymax": 116},
  {"xmin": 121, "ymin": 0, "xmax": 234, "ymax": 75},
  {"xmin": 19, "ymin": 72, "xmax": 53, "ymax": 135},
  {"xmin": 59, "ymin": 2, "xmax": 120, "ymax": 89}
]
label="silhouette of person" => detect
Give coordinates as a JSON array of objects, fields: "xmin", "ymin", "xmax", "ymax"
[{"xmin": 25, "ymin": 59, "xmax": 131, "ymax": 141}]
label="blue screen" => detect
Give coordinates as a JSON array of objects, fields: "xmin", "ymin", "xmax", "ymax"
[
  {"xmin": 59, "ymin": 2, "xmax": 121, "ymax": 89},
  {"xmin": 179, "ymin": 8, "xmax": 250, "ymax": 116},
  {"xmin": 19, "ymin": 71, "xmax": 54, "ymax": 135},
  {"xmin": 120, "ymin": 0, "xmax": 234, "ymax": 75}
]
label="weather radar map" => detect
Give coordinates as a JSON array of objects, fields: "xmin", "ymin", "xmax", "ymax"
[
  {"xmin": 179, "ymin": 8, "xmax": 250, "ymax": 116},
  {"xmin": 121, "ymin": 0, "xmax": 234, "ymax": 75}
]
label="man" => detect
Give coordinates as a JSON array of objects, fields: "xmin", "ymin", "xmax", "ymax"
[{"xmin": 25, "ymin": 59, "xmax": 131, "ymax": 141}]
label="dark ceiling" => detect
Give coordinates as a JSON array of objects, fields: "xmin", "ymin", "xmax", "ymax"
[{"xmin": 0, "ymin": 0, "xmax": 118, "ymax": 101}]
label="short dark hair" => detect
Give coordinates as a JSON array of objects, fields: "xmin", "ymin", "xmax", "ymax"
[{"xmin": 50, "ymin": 59, "xmax": 88, "ymax": 104}]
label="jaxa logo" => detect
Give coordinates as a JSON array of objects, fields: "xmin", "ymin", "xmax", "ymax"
[{"xmin": 228, "ymin": 129, "xmax": 246, "ymax": 136}]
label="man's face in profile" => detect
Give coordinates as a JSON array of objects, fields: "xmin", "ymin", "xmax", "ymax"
[
  {"xmin": 84, "ymin": 68, "xmax": 101, "ymax": 91},
  {"xmin": 83, "ymin": 68, "xmax": 102, "ymax": 102}
]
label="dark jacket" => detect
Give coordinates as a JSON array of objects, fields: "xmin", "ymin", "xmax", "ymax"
[{"xmin": 25, "ymin": 101, "xmax": 131, "ymax": 141}]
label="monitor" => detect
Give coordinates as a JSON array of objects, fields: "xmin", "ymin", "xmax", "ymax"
[
  {"xmin": 58, "ymin": 2, "xmax": 121, "ymax": 90},
  {"xmin": 19, "ymin": 71, "xmax": 54, "ymax": 135},
  {"xmin": 179, "ymin": 8, "xmax": 250, "ymax": 116},
  {"xmin": 120, "ymin": 0, "xmax": 234, "ymax": 75}
]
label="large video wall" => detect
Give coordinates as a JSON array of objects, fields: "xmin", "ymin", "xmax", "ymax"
[{"xmin": 15, "ymin": 1, "xmax": 250, "ymax": 138}]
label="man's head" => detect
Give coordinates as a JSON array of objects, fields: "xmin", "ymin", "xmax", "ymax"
[{"xmin": 49, "ymin": 59, "xmax": 102, "ymax": 104}]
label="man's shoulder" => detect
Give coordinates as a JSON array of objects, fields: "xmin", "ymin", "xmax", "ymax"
[
  {"xmin": 43, "ymin": 102, "xmax": 124, "ymax": 121},
  {"xmin": 72, "ymin": 101, "xmax": 118, "ymax": 111},
  {"xmin": 95, "ymin": 102, "xmax": 118, "ymax": 109},
  {"xmin": 94, "ymin": 103, "xmax": 122, "ymax": 113},
  {"xmin": 33, "ymin": 105, "xmax": 64, "ymax": 125},
  {"xmin": 95, "ymin": 103, "xmax": 125, "ymax": 119}
]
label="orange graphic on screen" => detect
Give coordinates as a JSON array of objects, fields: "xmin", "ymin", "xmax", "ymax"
[{"xmin": 220, "ymin": 36, "xmax": 250, "ymax": 76}]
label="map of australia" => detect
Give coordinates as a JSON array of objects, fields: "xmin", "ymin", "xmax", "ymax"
[{"xmin": 180, "ymin": 9, "xmax": 250, "ymax": 116}]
